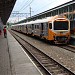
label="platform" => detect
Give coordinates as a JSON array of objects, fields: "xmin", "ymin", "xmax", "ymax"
[
  {"xmin": 0, "ymin": 31, "xmax": 11, "ymax": 75},
  {"xmin": 0, "ymin": 31, "xmax": 42, "ymax": 75}
]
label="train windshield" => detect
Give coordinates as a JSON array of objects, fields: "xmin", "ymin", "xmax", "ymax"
[{"xmin": 54, "ymin": 21, "xmax": 68, "ymax": 30}]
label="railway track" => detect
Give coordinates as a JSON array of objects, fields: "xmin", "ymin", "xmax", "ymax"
[
  {"xmin": 9, "ymin": 30, "xmax": 75, "ymax": 75},
  {"xmin": 56, "ymin": 44, "xmax": 75, "ymax": 53}
]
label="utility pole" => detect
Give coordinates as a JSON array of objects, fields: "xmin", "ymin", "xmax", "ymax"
[
  {"xmin": 29, "ymin": 7, "xmax": 34, "ymax": 17},
  {"xmin": 30, "ymin": 7, "xmax": 31, "ymax": 17},
  {"xmin": 17, "ymin": 11, "xmax": 19, "ymax": 22}
]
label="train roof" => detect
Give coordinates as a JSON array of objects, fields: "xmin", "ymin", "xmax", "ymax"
[
  {"xmin": 12, "ymin": 17, "xmax": 52, "ymax": 26},
  {"xmin": 12, "ymin": 15, "xmax": 68, "ymax": 26}
]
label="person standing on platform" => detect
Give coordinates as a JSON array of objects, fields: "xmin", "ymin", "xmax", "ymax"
[
  {"xmin": 0, "ymin": 29, "xmax": 1, "ymax": 35},
  {"xmin": 0, "ymin": 25, "xmax": 2, "ymax": 35},
  {"xmin": 3, "ymin": 26, "xmax": 7, "ymax": 38}
]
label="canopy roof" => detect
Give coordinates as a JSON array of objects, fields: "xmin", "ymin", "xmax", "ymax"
[{"xmin": 0, "ymin": 0, "xmax": 16, "ymax": 25}]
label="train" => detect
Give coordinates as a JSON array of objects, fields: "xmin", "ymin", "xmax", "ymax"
[{"xmin": 11, "ymin": 15, "xmax": 70, "ymax": 44}]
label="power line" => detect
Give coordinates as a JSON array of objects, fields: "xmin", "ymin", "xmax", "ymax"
[
  {"xmin": 10, "ymin": 11, "xmax": 30, "ymax": 17},
  {"xmin": 34, "ymin": 0, "xmax": 59, "ymax": 13},
  {"xmin": 15, "ymin": 0, "xmax": 34, "ymax": 18},
  {"xmin": 19, "ymin": 0, "xmax": 34, "ymax": 12},
  {"xmin": 19, "ymin": 0, "xmax": 32, "ymax": 11},
  {"xmin": 10, "ymin": 11, "xmax": 30, "ymax": 22},
  {"xmin": 15, "ymin": 0, "xmax": 26, "ymax": 10}
]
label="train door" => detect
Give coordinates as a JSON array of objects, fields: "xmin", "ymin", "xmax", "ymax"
[
  {"xmin": 41, "ymin": 23, "xmax": 43, "ymax": 33},
  {"xmin": 22, "ymin": 25, "xmax": 24, "ymax": 32},
  {"xmin": 26, "ymin": 25, "xmax": 28, "ymax": 33},
  {"xmin": 40, "ymin": 23, "xmax": 43, "ymax": 36},
  {"xmin": 31, "ymin": 24, "xmax": 34, "ymax": 34},
  {"xmin": 32, "ymin": 24, "xmax": 34, "ymax": 30},
  {"xmin": 43, "ymin": 22, "xmax": 48, "ymax": 36},
  {"xmin": 48, "ymin": 22, "xmax": 54, "ymax": 40}
]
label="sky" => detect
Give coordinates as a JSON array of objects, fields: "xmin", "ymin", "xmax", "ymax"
[{"xmin": 8, "ymin": 0, "xmax": 72, "ymax": 23}]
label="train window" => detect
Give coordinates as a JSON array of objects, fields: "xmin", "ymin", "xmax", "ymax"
[
  {"xmin": 29, "ymin": 25, "xmax": 30, "ymax": 28},
  {"xmin": 32, "ymin": 24, "xmax": 34, "ymax": 30},
  {"xmin": 41, "ymin": 23, "xmax": 43, "ymax": 30},
  {"xmin": 30, "ymin": 25, "xmax": 31, "ymax": 28},
  {"xmin": 37, "ymin": 25, "xmax": 39, "ymax": 29},
  {"xmin": 35, "ymin": 25, "xmax": 36, "ymax": 29},
  {"xmin": 54, "ymin": 21, "xmax": 68, "ymax": 30},
  {"xmin": 49, "ymin": 23, "xmax": 52, "ymax": 29}
]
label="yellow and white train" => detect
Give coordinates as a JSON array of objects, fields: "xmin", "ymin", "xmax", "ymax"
[{"xmin": 11, "ymin": 15, "xmax": 70, "ymax": 44}]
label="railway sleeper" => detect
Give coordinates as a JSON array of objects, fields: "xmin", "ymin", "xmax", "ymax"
[
  {"xmin": 41, "ymin": 60, "xmax": 52, "ymax": 63},
  {"xmin": 44, "ymin": 64, "xmax": 58, "ymax": 67},
  {"xmin": 52, "ymin": 71, "xmax": 70, "ymax": 75},
  {"xmin": 49, "ymin": 65, "xmax": 72, "ymax": 75},
  {"xmin": 47, "ymin": 67, "xmax": 69, "ymax": 75},
  {"xmin": 57, "ymin": 73, "xmax": 71, "ymax": 75}
]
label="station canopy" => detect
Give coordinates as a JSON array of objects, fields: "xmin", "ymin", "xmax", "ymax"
[{"xmin": 0, "ymin": 0, "xmax": 16, "ymax": 25}]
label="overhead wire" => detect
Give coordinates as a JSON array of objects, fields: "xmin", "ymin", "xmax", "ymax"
[
  {"xmin": 35, "ymin": 0, "xmax": 70, "ymax": 13},
  {"xmin": 11, "ymin": 0, "xmax": 34, "ymax": 18},
  {"xmin": 16, "ymin": 0, "xmax": 59, "ymax": 17},
  {"xmin": 34, "ymin": 0, "xmax": 59, "ymax": 13},
  {"xmin": 13, "ymin": 0, "xmax": 67, "ymax": 17},
  {"xmin": 19, "ymin": 0, "xmax": 34, "ymax": 12},
  {"xmin": 18, "ymin": 0, "xmax": 32, "ymax": 11}
]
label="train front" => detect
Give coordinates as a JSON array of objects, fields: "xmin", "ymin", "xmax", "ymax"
[
  {"xmin": 49, "ymin": 15, "xmax": 70, "ymax": 44},
  {"xmin": 53, "ymin": 18, "xmax": 70, "ymax": 44}
]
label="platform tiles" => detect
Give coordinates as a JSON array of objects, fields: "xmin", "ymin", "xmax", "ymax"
[
  {"xmin": 7, "ymin": 31, "xmax": 42, "ymax": 75},
  {"xmin": 0, "ymin": 31, "xmax": 11, "ymax": 75}
]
